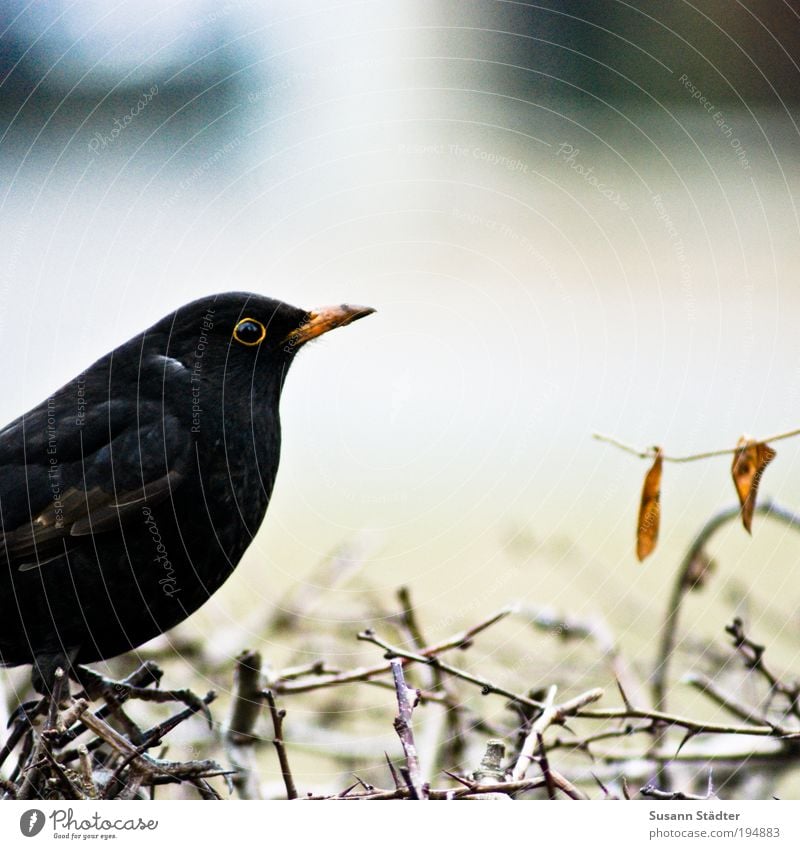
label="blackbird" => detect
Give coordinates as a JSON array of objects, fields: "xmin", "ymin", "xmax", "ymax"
[{"xmin": 0, "ymin": 292, "xmax": 374, "ymax": 697}]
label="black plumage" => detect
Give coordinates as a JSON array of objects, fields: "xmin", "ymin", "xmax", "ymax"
[{"xmin": 0, "ymin": 292, "xmax": 373, "ymax": 693}]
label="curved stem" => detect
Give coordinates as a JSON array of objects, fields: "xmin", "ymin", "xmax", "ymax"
[{"xmin": 651, "ymin": 499, "xmax": 800, "ymax": 713}]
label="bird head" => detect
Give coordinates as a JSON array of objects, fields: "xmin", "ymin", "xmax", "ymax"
[{"xmin": 152, "ymin": 292, "xmax": 374, "ymax": 393}]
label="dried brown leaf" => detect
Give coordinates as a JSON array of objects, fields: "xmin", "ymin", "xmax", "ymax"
[
  {"xmin": 636, "ymin": 448, "xmax": 663, "ymax": 562},
  {"xmin": 731, "ymin": 437, "xmax": 776, "ymax": 533}
]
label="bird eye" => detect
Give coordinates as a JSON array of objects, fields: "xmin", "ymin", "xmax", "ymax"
[{"xmin": 233, "ymin": 318, "xmax": 266, "ymax": 346}]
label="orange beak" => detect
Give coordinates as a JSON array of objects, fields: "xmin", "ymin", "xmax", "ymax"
[{"xmin": 283, "ymin": 304, "xmax": 375, "ymax": 347}]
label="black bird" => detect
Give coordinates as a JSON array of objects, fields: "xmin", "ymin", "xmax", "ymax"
[{"xmin": 0, "ymin": 292, "xmax": 374, "ymax": 698}]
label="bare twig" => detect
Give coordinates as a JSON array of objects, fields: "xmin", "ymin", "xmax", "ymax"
[
  {"xmin": 227, "ymin": 651, "xmax": 263, "ymax": 744},
  {"xmin": 521, "ymin": 605, "xmax": 646, "ymax": 709},
  {"xmin": 577, "ymin": 705, "xmax": 800, "ymax": 740},
  {"xmin": 685, "ymin": 673, "xmax": 788, "ymax": 732},
  {"xmin": 2, "ymin": 663, "xmax": 223, "ymax": 802},
  {"xmin": 546, "ymin": 768, "xmax": 589, "ymax": 800},
  {"xmin": 512, "ymin": 687, "xmax": 604, "ymax": 781},
  {"xmin": 652, "ymin": 500, "xmax": 800, "ymax": 713},
  {"xmin": 273, "ymin": 660, "xmax": 339, "ymax": 682},
  {"xmin": 358, "ymin": 629, "xmax": 545, "ymax": 713},
  {"xmin": 589, "ymin": 746, "xmax": 788, "ymax": 765},
  {"xmin": 390, "ymin": 660, "xmax": 427, "ymax": 800},
  {"xmin": 513, "ymin": 685, "xmax": 557, "ymax": 781},
  {"xmin": 263, "ymin": 690, "xmax": 297, "ymax": 800},
  {"xmin": 0, "ymin": 778, "xmax": 19, "ymax": 799},
  {"xmin": 538, "ymin": 733, "xmax": 557, "ymax": 800},
  {"xmin": 726, "ymin": 618, "xmax": 800, "ymax": 719},
  {"xmin": 593, "ymin": 428, "xmax": 800, "ymax": 463},
  {"xmin": 272, "ymin": 606, "xmax": 515, "ymax": 696},
  {"xmin": 641, "ymin": 784, "xmax": 715, "ymax": 801},
  {"xmin": 138, "ymin": 692, "xmax": 216, "ymax": 751},
  {"xmin": 225, "ymin": 650, "xmax": 264, "ymax": 800},
  {"xmin": 78, "ymin": 746, "xmax": 97, "ymax": 798},
  {"xmin": 395, "ymin": 587, "xmax": 458, "ymax": 774},
  {"xmin": 301, "ymin": 776, "xmax": 550, "ymax": 800},
  {"xmin": 0, "ymin": 699, "xmax": 46, "ymax": 772}
]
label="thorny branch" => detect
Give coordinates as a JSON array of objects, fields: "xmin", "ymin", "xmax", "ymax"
[
  {"xmin": 357, "ymin": 627, "xmax": 545, "ymax": 713},
  {"xmin": 4, "ymin": 498, "xmax": 800, "ymax": 801},
  {"xmin": 270, "ymin": 605, "xmax": 516, "ymax": 696},
  {"xmin": 1, "ymin": 662, "xmax": 223, "ymax": 801},
  {"xmin": 390, "ymin": 660, "xmax": 427, "ymax": 799},
  {"xmin": 224, "ymin": 650, "xmax": 264, "ymax": 800},
  {"xmin": 263, "ymin": 690, "xmax": 298, "ymax": 800},
  {"xmin": 652, "ymin": 499, "xmax": 800, "ymax": 714}
]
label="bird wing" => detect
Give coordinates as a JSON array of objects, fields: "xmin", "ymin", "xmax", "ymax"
[{"xmin": 0, "ymin": 393, "xmax": 192, "ymax": 570}]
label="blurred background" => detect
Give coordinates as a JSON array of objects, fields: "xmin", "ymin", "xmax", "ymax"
[{"xmin": 1, "ymin": 0, "xmax": 800, "ymax": 795}]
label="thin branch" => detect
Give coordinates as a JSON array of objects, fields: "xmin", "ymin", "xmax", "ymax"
[
  {"xmin": 263, "ymin": 690, "xmax": 298, "ymax": 800},
  {"xmin": 652, "ymin": 499, "xmax": 800, "ymax": 713},
  {"xmin": 358, "ymin": 629, "xmax": 545, "ymax": 712},
  {"xmin": 547, "ymin": 768, "xmax": 589, "ymax": 800},
  {"xmin": 513, "ymin": 685, "xmax": 557, "ymax": 781},
  {"xmin": 395, "ymin": 587, "xmax": 454, "ymax": 775},
  {"xmin": 225, "ymin": 650, "xmax": 264, "ymax": 800},
  {"xmin": 593, "ymin": 427, "xmax": 800, "ymax": 463},
  {"xmin": 551, "ymin": 722, "xmax": 654, "ymax": 756},
  {"xmin": 0, "ymin": 699, "xmax": 46, "ymax": 773},
  {"xmin": 226, "ymin": 651, "xmax": 263, "ymax": 744},
  {"xmin": 577, "ymin": 705, "xmax": 800, "ymax": 739},
  {"xmin": 726, "ymin": 618, "xmax": 800, "ymax": 719},
  {"xmin": 138, "ymin": 692, "xmax": 216, "ymax": 751},
  {"xmin": 685, "ymin": 673, "xmax": 788, "ymax": 732},
  {"xmin": 301, "ymin": 777, "xmax": 550, "ymax": 800},
  {"xmin": 53, "ymin": 662, "xmax": 164, "ymax": 746},
  {"xmin": 641, "ymin": 785, "xmax": 715, "ymax": 801},
  {"xmin": 273, "ymin": 660, "xmax": 339, "ymax": 682},
  {"xmin": 390, "ymin": 660, "xmax": 427, "ymax": 800},
  {"xmin": 511, "ymin": 687, "xmax": 604, "ymax": 782},
  {"xmin": 537, "ymin": 733, "xmax": 557, "ymax": 800},
  {"xmin": 272, "ymin": 605, "xmax": 515, "ymax": 696},
  {"xmin": 521, "ymin": 605, "xmax": 646, "ymax": 709},
  {"xmin": 589, "ymin": 746, "xmax": 789, "ymax": 764},
  {"xmin": 78, "ymin": 746, "xmax": 97, "ymax": 799}
]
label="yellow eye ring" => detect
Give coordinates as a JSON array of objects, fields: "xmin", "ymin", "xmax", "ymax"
[{"xmin": 233, "ymin": 317, "xmax": 266, "ymax": 346}]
